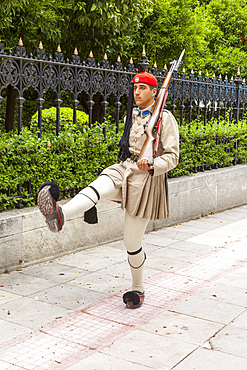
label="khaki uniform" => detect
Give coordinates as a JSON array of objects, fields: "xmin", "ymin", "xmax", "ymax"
[{"xmin": 101, "ymin": 107, "xmax": 179, "ymax": 220}]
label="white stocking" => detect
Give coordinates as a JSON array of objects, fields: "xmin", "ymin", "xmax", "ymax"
[
  {"xmin": 62, "ymin": 175, "xmax": 120, "ymax": 221},
  {"xmin": 124, "ymin": 211, "xmax": 149, "ymax": 292}
]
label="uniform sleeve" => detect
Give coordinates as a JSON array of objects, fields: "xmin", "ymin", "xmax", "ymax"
[{"xmin": 152, "ymin": 111, "xmax": 179, "ymax": 177}]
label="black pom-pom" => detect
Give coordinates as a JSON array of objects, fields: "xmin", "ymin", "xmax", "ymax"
[{"xmin": 38, "ymin": 181, "xmax": 60, "ymax": 201}]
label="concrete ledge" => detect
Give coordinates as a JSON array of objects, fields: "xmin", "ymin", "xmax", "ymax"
[
  {"xmin": 1, "ymin": 165, "xmax": 247, "ymax": 273},
  {"xmin": 155, "ymin": 164, "xmax": 247, "ymax": 229}
]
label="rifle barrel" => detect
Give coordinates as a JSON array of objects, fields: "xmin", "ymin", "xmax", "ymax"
[{"xmin": 174, "ymin": 49, "xmax": 185, "ymax": 71}]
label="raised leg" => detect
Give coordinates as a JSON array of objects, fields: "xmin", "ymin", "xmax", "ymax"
[{"xmin": 38, "ymin": 175, "xmax": 121, "ymax": 231}]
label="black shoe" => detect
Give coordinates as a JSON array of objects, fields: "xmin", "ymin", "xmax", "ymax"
[
  {"xmin": 37, "ymin": 183, "xmax": 64, "ymax": 233},
  {"xmin": 123, "ymin": 291, "xmax": 145, "ymax": 309}
]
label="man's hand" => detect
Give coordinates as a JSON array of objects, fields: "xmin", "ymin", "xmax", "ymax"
[{"xmin": 137, "ymin": 158, "xmax": 154, "ymax": 171}]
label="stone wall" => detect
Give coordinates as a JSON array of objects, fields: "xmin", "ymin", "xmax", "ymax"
[{"xmin": 1, "ymin": 165, "xmax": 247, "ymax": 273}]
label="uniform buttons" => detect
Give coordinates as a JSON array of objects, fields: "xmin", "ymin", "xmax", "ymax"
[
  {"xmin": 134, "ymin": 139, "xmax": 137, "ymax": 142},
  {"xmin": 135, "ymin": 131, "xmax": 138, "ymax": 134},
  {"xmin": 127, "ymin": 158, "xmax": 130, "ymax": 162}
]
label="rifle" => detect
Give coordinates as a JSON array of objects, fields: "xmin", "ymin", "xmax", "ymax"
[{"xmin": 138, "ymin": 49, "xmax": 185, "ymax": 166}]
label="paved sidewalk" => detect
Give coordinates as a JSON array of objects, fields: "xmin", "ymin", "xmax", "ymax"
[{"xmin": 0, "ymin": 205, "xmax": 247, "ymax": 369}]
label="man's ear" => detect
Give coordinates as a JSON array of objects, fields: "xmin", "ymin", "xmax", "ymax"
[{"xmin": 152, "ymin": 88, "xmax": 157, "ymax": 97}]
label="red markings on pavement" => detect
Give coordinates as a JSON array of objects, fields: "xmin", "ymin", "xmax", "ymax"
[{"xmin": 0, "ymin": 241, "xmax": 246, "ymax": 369}]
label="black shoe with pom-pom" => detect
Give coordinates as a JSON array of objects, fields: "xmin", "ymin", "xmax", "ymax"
[
  {"xmin": 123, "ymin": 291, "xmax": 145, "ymax": 309},
  {"xmin": 37, "ymin": 182, "xmax": 64, "ymax": 233}
]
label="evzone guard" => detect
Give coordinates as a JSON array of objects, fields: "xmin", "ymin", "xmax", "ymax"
[{"xmin": 37, "ymin": 60, "xmax": 181, "ymax": 308}]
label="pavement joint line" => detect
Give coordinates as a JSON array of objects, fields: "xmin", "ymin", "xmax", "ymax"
[
  {"xmin": 170, "ymin": 344, "xmax": 200, "ymax": 370},
  {"xmin": 0, "ymin": 237, "xmax": 247, "ymax": 369},
  {"xmin": 169, "ymin": 307, "xmax": 246, "ymax": 369}
]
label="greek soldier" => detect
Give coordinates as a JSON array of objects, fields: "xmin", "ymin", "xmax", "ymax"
[{"xmin": 37, "ymin": 72, "xmax": 179, "ymax": 309}]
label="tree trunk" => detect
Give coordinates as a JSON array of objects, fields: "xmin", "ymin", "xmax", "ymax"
[
  {"xmin": 92, "ymin": 93, "xmax": 103, "ymax": 123},
  {"xmin": 80, "ymin": 92, "xmax": 103, "ymax": 124},
  {"xmin": 5, "ymin": 85, "xmax": 17, "ymax": 132}
]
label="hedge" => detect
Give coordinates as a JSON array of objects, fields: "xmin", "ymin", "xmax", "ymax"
[
  {"xmin": 0, "ymin": 107, "xmax": 121, "ymax": 210},
  {"xmin": 170, "ymin": 116, "xmax": 247, "ymax": 177},
  {"xmin": 1, "ymin": 108, "xmax": 247, "ymax": 211}
]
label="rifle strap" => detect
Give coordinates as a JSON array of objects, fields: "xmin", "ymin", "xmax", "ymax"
[
  {"xmin": 154, "ymin": 109, "xmax": 169, "ymax": 154},
  {"xmin": 154, "ymin": 117, "xmax": 162, "ymax": 154},
  {"xmin": 154, "ymin": 89, "xmax": 168, "ymax": 154}
]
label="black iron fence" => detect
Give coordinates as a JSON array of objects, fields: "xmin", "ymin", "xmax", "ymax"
[
  {"xmin": 1, "ymin": 40, "xmax": 247, "ymax": 135},
  {"xmin": 1, "ymin": 40, "xmax": 247, "ymax": 210}
]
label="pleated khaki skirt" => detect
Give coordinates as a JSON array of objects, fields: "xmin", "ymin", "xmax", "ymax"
[{"xmin": 101, "ymin": 159, "xmax": 169, "ymax": 221}]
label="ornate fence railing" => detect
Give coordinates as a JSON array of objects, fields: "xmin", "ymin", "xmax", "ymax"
[
  {"xmin": 1, "ymin": 40, "xmax": 247, "ymax": 210},
  {"xmin": 1, "ymin": 40, "xmax": 247, "ymax": 135}
]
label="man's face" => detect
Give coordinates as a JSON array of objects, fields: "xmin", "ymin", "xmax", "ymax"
[{"xmin": 133, "ymin": 83, "xmax": 157, "ymax": 110}]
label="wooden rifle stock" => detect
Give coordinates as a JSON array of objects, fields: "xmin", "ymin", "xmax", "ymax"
[{"xmin": 138, "ymin": 49, "xmax": 185, "ymax": 166}]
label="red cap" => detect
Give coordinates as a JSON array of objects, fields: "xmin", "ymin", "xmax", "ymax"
[{"xmin": 132, "ymin": 72, "xmax": 157, "ymax": 86}]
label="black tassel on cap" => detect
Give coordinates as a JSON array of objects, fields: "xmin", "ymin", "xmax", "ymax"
[{"xmin": 118, "ymin": 81, "xmax": 134, "ymax": 161}]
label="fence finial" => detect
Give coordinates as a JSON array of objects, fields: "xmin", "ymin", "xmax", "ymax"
[
  {"xmin": 213, "ymin": 73, "xmax": 216, "ymax": 78},
  {"xmin": 57, "ymin": 44, "xmax": 61, "ymax": 53},
  {"xmin": 164, "ymin": 64, "xmax": 167, "ymax": 70},
  {"xmin": 18, "ymin": 38, "xmax": 23, "ymax": 46},
  {"xmin": 182, "ymin": 67, "xmax": 185, "ymax": 73},
  {"xmin": 137, "ymin": 45, "xmax": 150, "ymax": 72},
  {"xmin": 154, "ymin": 61, "xmax": 157, "ymax": 68},
  {"xmin": 104, "ymin": 53, "xmax": 108, "ymax": 60},
  {"xmin": 128, "ymin": 57, "xmax": 135, "ymax": 72},
  {"xmin": 237, "ymin": 66, "xmax": 240, "ymax": 76},
  {"xmin": 191, "ymin": 69, "xmax": 194, "ymax": 74},
  {"xmin": 74, "ymin": 47, "xmax": 78, "ymax": 55},
  {"xmin": 225, "ymin": 75, "xmax": 228, "ymax": 80},
  {"xmin": 117, "ymin": 55, "xmax": 121, "ymax": 62},
  {"xmin": 206, "ymin": 71, "xmax": 208, "ymax": 77},
  {"xmin": 142, "ymin": 45, "xmax": 146, "ymax": 56},
  {"xmin": 38, "ymin": 41, "xmax": 43, "ymax": 50},
  {"xmin": 199, "ymin": 70, "xmax": 201, "ymax": 76},
  {"xmin": 89, "ymin": 50, "xmax": 93, "ymax": 58},
  {"xmin": 219, "ymin": 74, "xmax": 222, "ymax": 79},
  {"xmin": 231, "ymin": 76, "xmax": 234, "ymax": 81}
]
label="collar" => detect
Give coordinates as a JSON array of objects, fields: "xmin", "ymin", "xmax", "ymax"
[{"xmin": 133, "ymin": 103, "xmax": 155, "ymax": 117}]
